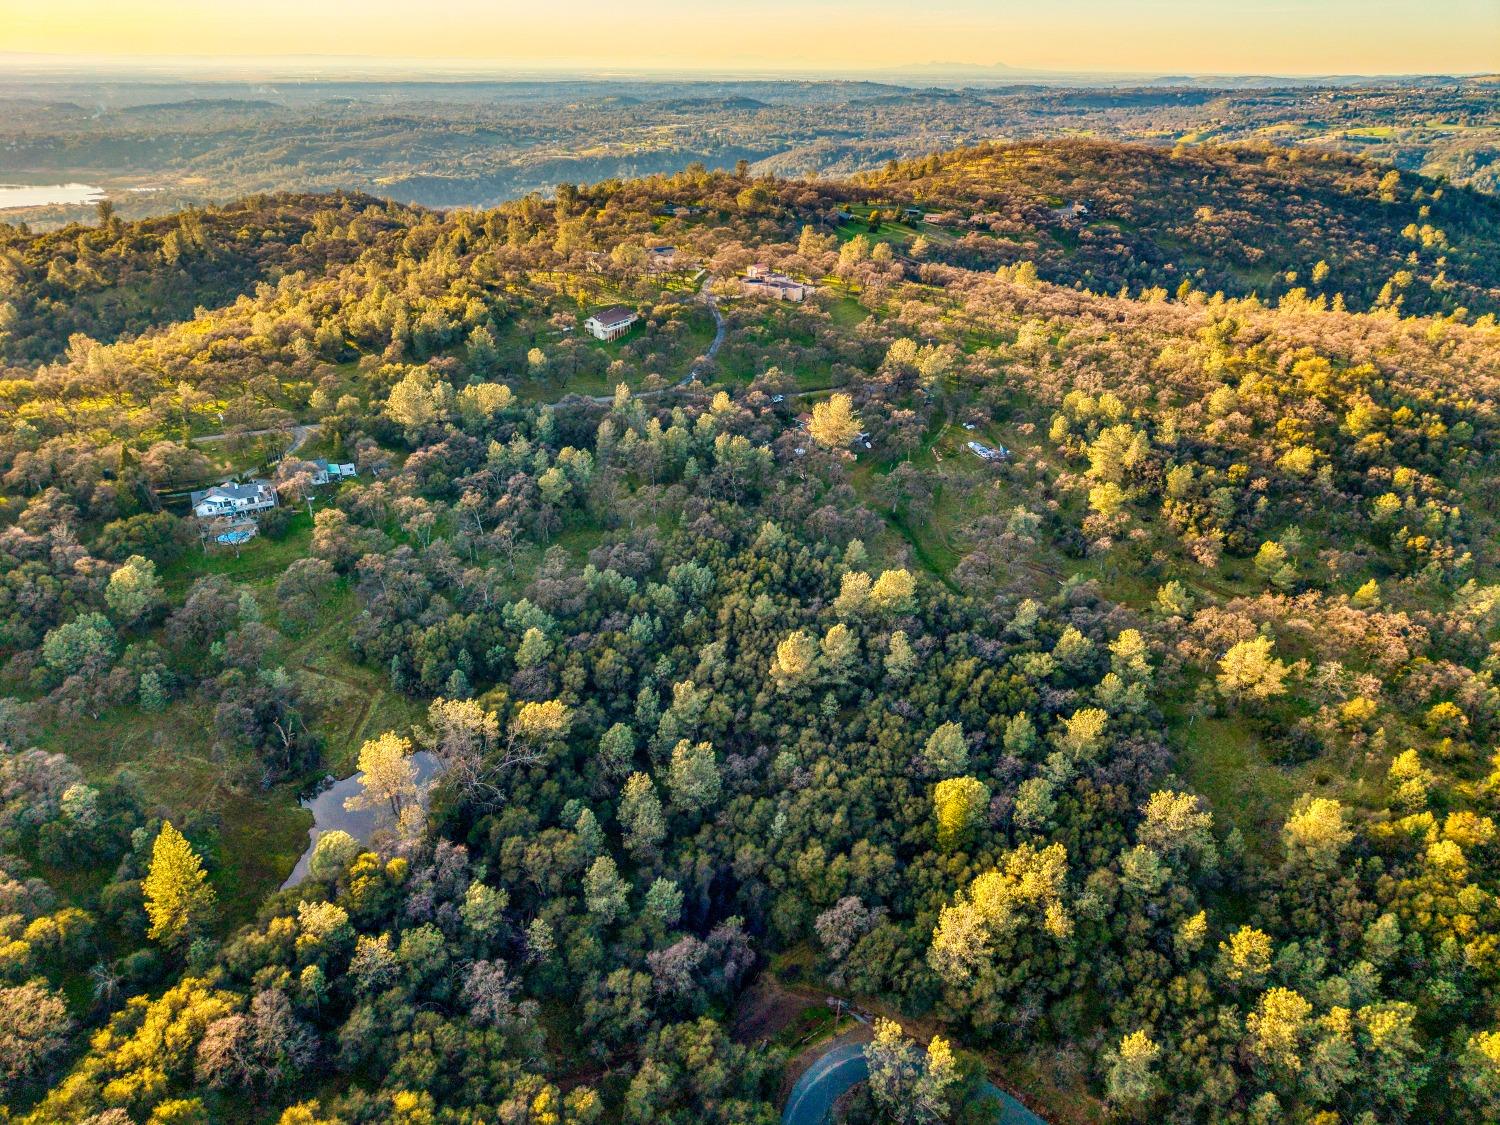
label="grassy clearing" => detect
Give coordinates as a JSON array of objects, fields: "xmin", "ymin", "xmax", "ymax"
[
  {"xmin": 40, "ymin": 499, "xmax": 434, "ymax": 922},
  {"xmin": 160, "ymin": 509, "xmax": 316, "ymax": 594},
  {"xmin": 36, "ymin": 698, "xmax": 312, "ymax": 927},
  {"xmin": 282, "ymin": 589, "xmax": 426, "ymax": 774},
  {"xmin": 1166, "ymin": 714, "xmax": 1372, "ymax": 864},
  {"xmin": 507, "ymin": 303, "xmax": 717, "ymax": 402},
  {"xmin": 826, "ymin": 296, "xmax": 869, "ymax": 328}
]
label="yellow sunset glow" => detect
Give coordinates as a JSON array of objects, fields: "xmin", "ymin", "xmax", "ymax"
[{"xmin": 1, "ymin": 0, "xmax": 1497, "ymax": 75}]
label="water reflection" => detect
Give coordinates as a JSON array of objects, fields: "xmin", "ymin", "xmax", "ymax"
[
  {"xmin": 282, "ymin": 750, "xmax": 441, "ymax": 889},
  {"xmin": 0, "ymin": 183, "xmax": 107, "ymax": 208}
]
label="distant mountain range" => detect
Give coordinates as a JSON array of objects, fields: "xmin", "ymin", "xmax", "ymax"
[{"xmin": 0, "ymin": 51, "xmax": 1489, "ymax": 90}]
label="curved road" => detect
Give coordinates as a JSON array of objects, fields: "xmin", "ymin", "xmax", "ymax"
[
  {"xmin": 197, "ymin": 422, "xmax": 319, "ymax": 456},
  {"xmin": 783, "ymin": 1043, "xmax": 869, "ymax": 1125},
  {"xmin": 782, "ymin": 1041, "xmax": 1047, "ymax": 1125}
]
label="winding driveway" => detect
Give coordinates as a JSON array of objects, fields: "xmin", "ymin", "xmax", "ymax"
[
  {"xmin": 783, "ymin": 1043, "xmax": 870, "ymax": 1125},
  {"xmin": 781, "ymin": 1040, "xmax": 1047, "ymax": 1125},
  {"xmin": 197, "ymin": 422, "xmax": 319, "ymax": 456}
]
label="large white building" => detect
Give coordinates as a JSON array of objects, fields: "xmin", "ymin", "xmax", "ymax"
[
  {"xmin": 189, "ymin": 480, "xmax": 278, "ymax": 521},
  {"xmin": 743, "ymin": 276, "xmax": 809, "ymax": 302},
  {"xmin": 742, "ymin": 264, "xmax": 810, "ymax": 302},
  {"xmin": 585, "ymin": 306, "xmax": 639, "ymax": 341}
]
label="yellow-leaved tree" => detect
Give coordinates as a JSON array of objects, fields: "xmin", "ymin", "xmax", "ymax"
[
  {"xmin": 870, "ymin": 568, "xmax": 916, "ymax": 612},
  {"xmin": 346, "ymin": 732, "xmax": 420, "ymax": 825},
  {"xmin": 933, "ymin": 777, "xmax": 989, "ymax": 849},
  {"xmin": 511, "ymin": 699, "xmax": 571, "ymax": 749},
  {"xmin": 143, "ymin": 821, "xmax": 217, "ymax": 947},
  {"xmin": 808, "ymin": 393, "xmax": 861, "ymax": 449},
  {"xmin": 770, "ymin": 629, "xmax": 817, "ymax": 685},
  {"xmin": 1217, "ymin": 635, "xmax": 1291, "ymax": 701}
]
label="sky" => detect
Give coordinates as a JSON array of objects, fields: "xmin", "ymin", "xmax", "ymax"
[{"xmin": 1, "ymin": 0, "xmax": 1497, "ymax": 76}]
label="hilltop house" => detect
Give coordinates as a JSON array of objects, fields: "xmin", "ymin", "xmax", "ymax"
[
  {"xmin": 585, "ymin": 306, "xmax": 639, "ymax": 341},
  {"xmin": 741, "ymin": 265, "xmax": 809, "ymax": 302},
  {"xmin": 190, "ymin": 479, "xmax": 277, "ymax": 521},
  {"xmin": 310, "ymin": 458, "xmax": 358, "ymax": 486}
]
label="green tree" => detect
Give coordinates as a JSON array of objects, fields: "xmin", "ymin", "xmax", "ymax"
[
  {"xmin": 465, "ymin": 323, "xmax": 499, "ymax": 375},
  {"xmin": 105, "ymin": 555, "xmax": 164, "ymax": 625},
  {"xmin": 666, "ymin": 740, "xmax": 721, "ymax": 815},
  {"xmin": 584, "ymin": 855, "xmax": 629, "ymax": 924},
  {"xmin": 922, "ymin": 721, "xmax": 968, "ymax": 777},
  {"xmin": 41, "ymin": 612, "xmax": 116, "ymax": 677},
  {"xmin": 620, "ymin": 772, "xmax": 666, "ymax": 859}
]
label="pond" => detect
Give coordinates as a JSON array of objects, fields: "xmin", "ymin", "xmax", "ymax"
[
  {"xmin": 0, "ymin": 183, "xmax": 107, "ymax": 209},
  {"xmin": 281, "ymin": 750, "xmax": 442, "ymax": 889}
]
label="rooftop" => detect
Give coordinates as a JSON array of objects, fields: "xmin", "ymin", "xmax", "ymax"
[
  {"xmin": 589, "ymin": 306, "xmax": 637, "ymax": 327},
  {"xmin": 190, "ymin": 479, "xmax": 272, "ymax": 506}
]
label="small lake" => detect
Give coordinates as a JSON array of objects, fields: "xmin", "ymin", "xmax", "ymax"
[
  {"xmin": 0, "ymin": 183, "xmax": 106, "ymax": 209},
  {"xmin": 282, "ymin": 750, "xmax": 442, "ymax": 889}
]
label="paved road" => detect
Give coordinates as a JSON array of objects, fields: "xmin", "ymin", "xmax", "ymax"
[
  {"xmin": 781, "ymin": 1041, "xmax": 1047, "ymax": 1125},
  {"xmin": 783, "ymin": 1042, "xmax": 868, "ymax": 1125},
  {"xmin": 696, "ymin": 287, "xmax": 727, "ymax": 376}
]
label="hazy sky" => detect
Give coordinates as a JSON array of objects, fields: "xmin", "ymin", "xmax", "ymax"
[{"xmin": 2, "ymin": 0, "xmax": 1497, "ymax": 75}]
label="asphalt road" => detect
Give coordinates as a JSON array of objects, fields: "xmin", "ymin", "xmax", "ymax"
[
  {"xmin": 781, "ymin": 1041, "xmax": 1048, "ymax": 1125},
  {"xmin": 782, "ymin": 1042, "xmax": 868, "ymax": 1125}
]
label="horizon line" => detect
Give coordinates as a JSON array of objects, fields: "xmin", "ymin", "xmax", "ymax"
[{"xmin": 2, "ymin": 50, "xmax": 1494, "ymax": 83}]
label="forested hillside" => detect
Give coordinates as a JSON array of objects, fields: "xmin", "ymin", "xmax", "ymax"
[
  {"xmin": 0, "ymin": 191, "xmax": 408, "ymax": 363},
  {"xmin": 3, "ymin": 142, "xmax": 1500, "ymax": 1123},
  {"xmin": 1, "ymin": 74, "xmax": 1496, "ymax": 228},
  {"xmin": 855, "ymin": 141, "xmax": 1500, "ymax": 318}
]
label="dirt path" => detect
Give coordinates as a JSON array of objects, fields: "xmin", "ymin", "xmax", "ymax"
[{"xmin": 197, "ymin": 422, "xmax": 319, "ymax": 455}]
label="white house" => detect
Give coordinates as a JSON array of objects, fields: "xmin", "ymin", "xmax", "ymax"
[
  {"xmin": 741, "ymin": 266, "xmax": 809, "ymax": 302},
  {"xmin": 310, "ymin": 459, "xmax": 358, "ymax": 486},
  {"xmin": 189, "ymin": 480, "xmax": 278, "ymax": 521},
  {"xmin": 966, "ymin": 440, "xmax": 1010, "ymax": 462},
  {"xmin": 585, "ymin": 306, "xmax": 639, "ymax": 341}
]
